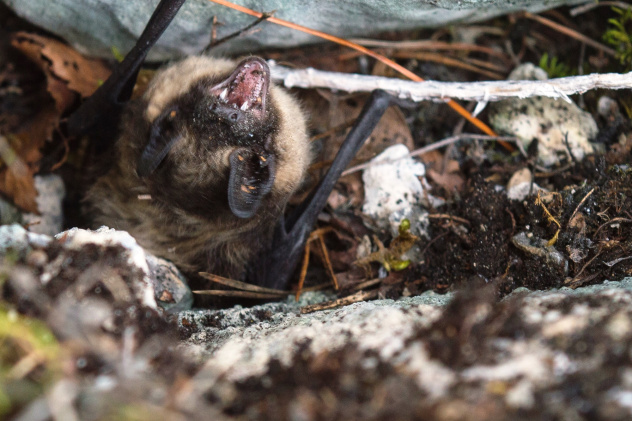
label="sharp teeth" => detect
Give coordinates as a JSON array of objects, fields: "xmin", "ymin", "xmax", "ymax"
[
  {"xmin": 240, "ymin": 102, "xmax": 249, "ymax": 111},
  {"xmin": 220, "ymin": 89, "xmax": 228, "ymax": 100}
]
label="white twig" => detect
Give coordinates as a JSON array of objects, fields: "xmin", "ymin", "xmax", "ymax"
[
  {"xmin": 341, "ymin": 134, "xmax": 521, "ymax": 176},
  {"xmin": 269, "ymin": 62, "xmax": 632, "ymax": 103}
]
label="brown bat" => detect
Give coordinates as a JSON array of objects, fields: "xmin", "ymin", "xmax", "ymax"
[
  {"xmin": 83, "ymin": 56, "xmax": 311, "ymax": 280},
  {"xmin": 68, "ymin": 0, "xmax": 404, "ymax": 290}
]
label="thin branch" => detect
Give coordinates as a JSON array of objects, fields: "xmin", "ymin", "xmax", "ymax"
[
  {"xmin": 567, "ymin": 188, "xmax": 595, "ymax": 228},
  {"xmin": 570, "ymin": 1, "xmax": 632, "ymax": 16},
  {"xmin": 193, "ymin": 290, "xmax": 286, "ymax": 299},
  {"xmin": 269, "ymin": 63, "xmax": 632, "ymax": 103},
  {"xmin": 300, "ymin": 290, "xmax": 379, "ymax": 314},
  {"xmin": 349, "ymin": 38, "xmax": 512, "ymax": 62},
  {"xmin": 198, "ymin": 272, "xmax": 289, "ymax": 294},
  {"xmin": 340, "ymin": 134, "xmax": 519, "ymax": 177},
  {"xmin": 520, "ymin": 11, "xmax": 617, "ymax": 57}
]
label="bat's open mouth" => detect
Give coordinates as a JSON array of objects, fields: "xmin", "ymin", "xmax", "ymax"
[{"xmin": 210, "ymin": 57, "xmax": 270, "ymax": 120}]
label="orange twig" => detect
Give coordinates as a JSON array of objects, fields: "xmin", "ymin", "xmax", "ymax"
[{"xmin": 207, "ymin": 0, "xmax": 504, "ymax": 143}]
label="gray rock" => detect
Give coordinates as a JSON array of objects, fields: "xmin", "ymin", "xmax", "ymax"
[
  {"xmin": 489, "ymin": 64, "xmax": 599, "ymax": 167},
  {"xmin": 176, "ymin": 279, "xmax": 632, "ymax": 418},
  {"xmin": 180, "ymin": 289, "xmax": 453, "ymax": 360},
  {"xmin": 23, "ymin": 174, "xmax": 66, "ymax": 236},
  {"xmin": 3, "ymin": 0, "xmax": 588, "ymax": 61},
  {"xmin": 0, "ymin": 223, "xmax": 51, "ymax": 259},
  {"xmin": 146, "ymin": 254, "xmax": 194, "ymax": 312}
]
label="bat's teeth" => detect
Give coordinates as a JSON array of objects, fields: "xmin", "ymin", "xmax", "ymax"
[
  {"xmin": 220, "ymin": 88, "xmax": 228, "ymax": 100},
  {"xmin": 240, "ymin": 102, "xmax": 249, "ymax": 111}
]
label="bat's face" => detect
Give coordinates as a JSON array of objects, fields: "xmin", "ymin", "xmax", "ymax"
[{"xmin": 133, "ymin": 57, "xmax": 302, "ymax": 223}]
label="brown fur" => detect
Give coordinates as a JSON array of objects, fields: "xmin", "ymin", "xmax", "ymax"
[{"xmin": 84, "ymin": 56, "xmax": 310, "ymax": 279}]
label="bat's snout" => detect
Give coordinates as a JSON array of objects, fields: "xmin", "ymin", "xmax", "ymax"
[{"xmin": 209, "ymin": 57, "xmax": 270, "ymax": 121}]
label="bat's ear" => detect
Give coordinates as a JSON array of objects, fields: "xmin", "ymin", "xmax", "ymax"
[
  {"xmin": 137, "ymin": 106, "xmax": 182, "ymax": 178},
  {"xmin": 228, "ymin": 147, "xmax": 276, "ymax": 219}
]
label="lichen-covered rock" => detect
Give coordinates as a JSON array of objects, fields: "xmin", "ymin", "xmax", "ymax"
[
  {"xmin": 177, "ymin": 279, "xmax": 632, "ymax": 419},
  {"xmin": 362, "ymin": 144, "xmax": 436, "ymax": 238},
  {"xmin": 22, "ymin": 174, "xmax": 65, "ymax": 236},
  {"xmin": 490, "ymin": 64, "xmax": 598, "ymax": 167}
]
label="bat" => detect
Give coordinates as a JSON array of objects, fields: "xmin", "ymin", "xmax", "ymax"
[{"xmin": 68, "ymin": 0, "xmax": 406, "ymax": 291}]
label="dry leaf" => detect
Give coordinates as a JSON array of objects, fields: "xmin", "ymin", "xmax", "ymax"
[
  {"xmin": 2, "ymin": 33, "xmax": 111, "ymax": 212},
  {"xmin": 11, "ymin": 32, "xmax": 111, "ymax": 113},
  {"xmin": 0, "ymin": 134, "xmax": 40, "ymax": 213},
  {"xmin": 427, "ymin": 167, "xmax": 465, "ymax": 193}
]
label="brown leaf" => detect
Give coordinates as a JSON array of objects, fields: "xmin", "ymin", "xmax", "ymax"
[
  {"xmin": 1, "ymin": 165, "xmax": 38, "ymax": 213},
  {"xmin": 0, "ymin": 135, "xmax": 40, "ymax": 213},
  {"xmin": 0, "ymin": 104, "xmax": 58, "ymax": 213},
  {"xmin": 427, "ymin": 167, "xmax": 465, "ymax": 193},
  {"xmin": 11, "ymin": 32, "xmax": 111, "ymax": 112}
]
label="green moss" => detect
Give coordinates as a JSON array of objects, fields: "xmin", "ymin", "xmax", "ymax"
[
  {"xmin": 603, "ymin": 7, "xmax": 632, "ymax": 70},
  {"xmin": 0, "ymin": 305, "xmax": 60, "ymax": 417}
]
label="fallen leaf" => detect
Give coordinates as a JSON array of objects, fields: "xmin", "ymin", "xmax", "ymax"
[
  {"xmin": 427, "ymin": 167, "xmax": 465, "ymax": 193},
  {"xmin": 11, "ymin": 32, "xmax": 111, "ymax": 103},
  {"xmin": 3, "ymin": 33, "xmax": 111, "ymax": 212},
  {"xmin": 0, "ymin": 134, "xmax": 40, "ymax": 213}
]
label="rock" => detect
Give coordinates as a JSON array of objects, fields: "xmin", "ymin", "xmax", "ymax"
[
  {"xmin": 2, "ymin": 0, "xmax": 591, "ymax": 61},
  {"xmin": 179, "ymin": 289, "xmax": 453, "ymax": 361},
  {"xmin": 1, "ymin": 223, "xmax": 193, "ymax": 312},
  {"xmin": 146, "ymin": 254, "xmax": 193, "ymax": 312},
  {"xmin": 490, "ymin": 63, "xmax": 598, "ymax": 167},
  {"xmin": 506, "ymin": 167, "xmax": 546, "ymax": 201},
  {"xmin": 0, "ymin": 223, "xmax": 51, "ymax": 258},
  {"xmin": 23, "ymin": 174, "xmax": 66, "ymax": 236},
  {"xmin": 512, "ymin": 231, "xmax": 567, "ymax": 274},
  {"xmin": 55, "ymin": 226, "xmax": 158, "ymax": 309},
  {"xmin": 362, "ymin": 144, "xmax": 437, "ymax": 238},
  {"xmin": 175, "ymin": 279, "xmax": 632, "ymax": 419}
]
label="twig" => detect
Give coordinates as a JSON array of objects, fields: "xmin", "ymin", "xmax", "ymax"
[
  {"xmin": 392, "ymin": 51, "xmax": 504, "ymax": 80},
  {"xmin": 198, "ymin": 272, "xmax": 288, "ymax": 294},
  {"xmin": 604, "ymin": 255, "xmax": 632, "ymax": 267},
  {"xmin": 563, "ymin": 132, "xmax": 578, "ymax": 164},
  {"xmin": 269, "ymin": 63, "xmax": 632, "ymax": 103},
  {"xmin": 193, "ymin": 290, "xmax": 286, "ymax": 299},
  {"xmin": 570, "ymin": 1, "xmax": 632, "ymax": 16},
  {"xmin": 594, "ymin": 217, "xmax": 632, "ymax": 237},
  {"xmin": 520, "ymin": 11, "xmax": 617, "ymax": 57},
  {"xmin": 341, "ymin": 134, "xmax": 519, "ymax": 176},
  {"xmin": 350, "ymin": 277, "xmax": 382, "ymax": 292},
  {"xmin": 566, "ymin": 251, "xmax": 602, "ymax": 285},
  {"xmin": 428, "ymin": 214, "xmax": 471, "ymax": 225},
  {"xmin": 300, "ymin": 290, "xmax": 379, "ymax": 314},
  {"xmin": 535, "ymin": 190, "xmax": 561, "ymax": 246},
  {"xmin": 203, "ymin": 13, "xmax": 273, "ymax": 52},
  {"xmin": 349, "ymin": 38, "xmax": 512, "ymax": 63},
  {"xmin": 567, "ymin": 188, "xmax": 595, "ymax": 228}
]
